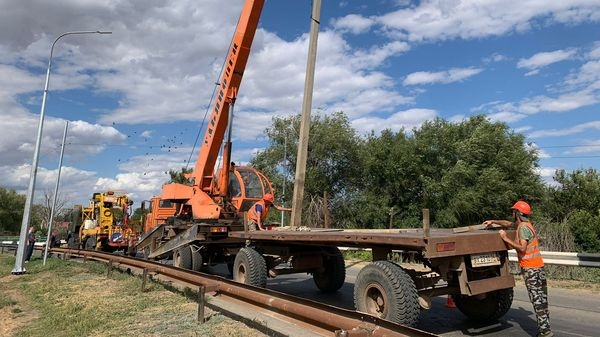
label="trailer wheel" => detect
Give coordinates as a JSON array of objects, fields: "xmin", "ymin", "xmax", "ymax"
[
  {"xmin": 173, "ymin": 246, "xmax": 192, "ymax": 270},
  {"xmin": 84, "ymin": 236, "xmax": 96, "ymax": 250},
  {"xmin": 233, "ymin": 247, "xmax": 267, "ymax": 288},
  {"xmin": 191, "ymin": 249, "xmax": 203, "ymax": 272},
  {"xmin": 313, "ymin": 247, "xmax": 346, "ymax": 293},
  {"xmin": 354, "ymin": 261, "xmax": 420, "ymax": 327},
  {"xmin": 451, "ymin": 288, "xmax": 513, "ymax": 322}
]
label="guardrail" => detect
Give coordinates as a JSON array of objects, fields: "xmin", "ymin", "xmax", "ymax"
[{"xmin": 507, "ymin": 250, "xmax": 600, "ymax": 268}]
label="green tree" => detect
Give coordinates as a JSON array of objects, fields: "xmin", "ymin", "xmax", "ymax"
[
  {"xmin": 566, "ymin": 210, "xmax": 600, "ymax": 253},
  {"xmin": 251, "ymin": 111, "xmax": 362, "ymax": 207},
  {"xmin": 543, "ymin": 168, "xmax": 600, "ymax": 221},
  {"xmin": 0, "ymin": 187, "xmax": 26, "ymax": 233},
  {"xmin": 168, "ymin": 167, "xmax": 193, "ymax": 184},
  {"xmin": 360, "ymin": 115, "xmax": 544, "ymax": 228},
  {"xmin": 540, "ymin": 168, "xmax": 600, "ymax": 252}
]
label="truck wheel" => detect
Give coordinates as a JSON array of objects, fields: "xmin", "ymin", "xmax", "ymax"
[
  {"xmin": 84, "ymin": 236, "xmax": 96, "ymax": 250},
  {"xmin": 354, "ymin": 261, "xmax": 420, "ymax": 327},
  {"xmin": 233, "ymin": 247, "xmax": 267, "ymax": 288},
  {"xmin": 191, "ymin": 249, "xmax": 203, "ymax": 272},
  {"xmin": 313, "ymin": 247, "xmax": 346, "ymax": 293},
  {"xmin": 173, "ymin": 246, "xmax": 192, "ymax": 270},
  {"xmin": 452, "ymin": 288, "xmax": 513, "ymax": 322}
]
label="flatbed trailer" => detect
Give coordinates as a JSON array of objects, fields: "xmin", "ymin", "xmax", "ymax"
[
  {"xmin": 136, "ymin": 215, "xmax": 515, "ymax": 327},
  {"xmin": 226, "ymin": 226, "xmax": 516, "ymax": 327}
]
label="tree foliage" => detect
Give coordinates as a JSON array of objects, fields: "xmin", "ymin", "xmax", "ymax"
[
  {"xmin": 540, "ymin": 169, "xmax": 600, "ymax": 252},
  {"xmin": 0, "ymin": 187, "xmax": 26, "ymax": 233},
  {"xmin": 251, "ymin": 112, "xmax": 362, "ymax": 204},
  {"xmin": 168, "ymin": 167, "xmax": 193, "ymax": 185},
  {"xmin": 354, "ymin": 115, "xmax": 544, "ymax": 228},
  {"xmin": 252, "ymin": 113, "xmax": 544, "ymax": 230}
]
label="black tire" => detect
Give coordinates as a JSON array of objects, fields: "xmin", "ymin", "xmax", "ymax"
[
  {"xmin": 84, "ymin": 236, "xmax": 96, "ymax": 250},
  {"xmin": 191, "ymin": 248, "xmax": 203, "ymax": 272},
  {"xmin": 452, "ymin": 288, "xmax": 514, "ymax": 322},
  {"xmin": 354, "ymin": 261, "xmax": 420, "ymax": 327},
  {"xmin": 173, "ymin": 246, "xmax": 192, "ymax": 270},
  {"xmin": 313, "ymin": 247, "xmax": 346, "ymax": 293},
  {"xmin": 233, "ymin": 247, "xmax": 267, "ymax": 288}
]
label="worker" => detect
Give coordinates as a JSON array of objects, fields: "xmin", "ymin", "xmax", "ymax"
[
  {"xmin": 24, "ymin": 226, "xmax": 36, "ymax": 262},
  {"xmin": 484, "ymin": 201, "xmax": 553, "ymax": 337},
  {"xmin": 247, "ymin": 193, "xmax": 274, "ymax": 231}
]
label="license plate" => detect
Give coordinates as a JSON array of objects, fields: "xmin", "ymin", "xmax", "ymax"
[{"xmin": 470, "ymin": 252, "xmax": 501, "ymax": 267}]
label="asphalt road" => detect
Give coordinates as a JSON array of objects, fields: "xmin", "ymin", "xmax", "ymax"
[{"xmin": 261, "ymin": 262, "xmax": 600, "ymax": 337}]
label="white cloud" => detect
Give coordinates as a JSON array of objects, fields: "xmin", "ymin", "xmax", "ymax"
[
  {"xmin": 351, "ymin": 108, "xmax": 437, "ymax": 135},
  {"xmin": 403, "ymin": 67, "xmax": 483, "ymax": 85},
  {"xmin": 374, "ymin": 1, "xmax": 600, "ymax": 42},
  {"xmin": 518, "ymin": 92, "xmax": 598, "ymax": 114},
  {"xmin": 535, "ymin": 166, "xmax": 559, "ymax": 186},
  {"xmin": 517, "ymin": 49, "xmax": 577, "ymax": 71},
  {"xmin": 529, "ymin": 120, "xmax": 600, "ymax": 138},
  {"xmin": 566, "ymin": 140, "xmax": 600, "ymax": 154},
  {"xmin": 331, "ymin": 14, "xmax": 375, "ymax": 34},
  {"xmin": 486, "ymin": 111, "xmax": 528, "ymax": 123},
  {"xmin": 483, "ymin": 53, "xmax": 508, "ymax": 63},
  {"xmin": 0, "ymin": 114, "xmax": 126, "ymax": 167}
]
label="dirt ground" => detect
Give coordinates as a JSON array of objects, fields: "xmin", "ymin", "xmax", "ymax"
[{"xmin": 0, "ymin": 275, "xmax": 40, "ymax": 337}]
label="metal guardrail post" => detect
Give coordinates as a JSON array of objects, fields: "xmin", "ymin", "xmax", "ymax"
[
  {"xmin": 197, "ymin": 285, "xmax": 206, "ymax": 323},
  {"xmin": 141, "ymin": 268, "xmax": 148, "ymax": 292}
]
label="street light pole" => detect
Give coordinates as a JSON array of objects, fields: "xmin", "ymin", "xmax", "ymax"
[
  {"xmin": 12, "ymin": 30, "xmax": 111, "ymax": 275},
  {"xmin": 43, "ymin": 121, "xmax": 68, "ymax": 265}
]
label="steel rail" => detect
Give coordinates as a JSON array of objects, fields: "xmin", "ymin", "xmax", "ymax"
[{"xmin": 49, "ymin": 247, "xmax": 436, "ymax": 337}]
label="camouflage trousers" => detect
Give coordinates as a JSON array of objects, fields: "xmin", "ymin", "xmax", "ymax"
[{"xmin": 522, "ymin": 267, "xmax": 551, "ymax": 335}]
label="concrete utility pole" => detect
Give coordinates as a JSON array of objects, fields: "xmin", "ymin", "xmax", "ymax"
[{"xmin": 290, "ymin": 0, "xmax": 321, "ymax": 228}]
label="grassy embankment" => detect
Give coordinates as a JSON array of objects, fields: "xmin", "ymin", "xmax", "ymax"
[{"xmin": 0, "ymin": 253, "xmax": 267, "ymax": 337}]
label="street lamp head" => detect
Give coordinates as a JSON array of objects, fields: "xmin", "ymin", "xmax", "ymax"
[{"xmin": 96, "ymin": 31, "xmax": 112, "ymax": 34}]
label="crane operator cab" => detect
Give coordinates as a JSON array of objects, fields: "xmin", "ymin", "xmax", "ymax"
[{"xmin": 226, "ymin": 165, "xmax": 274, "ymax": 213}]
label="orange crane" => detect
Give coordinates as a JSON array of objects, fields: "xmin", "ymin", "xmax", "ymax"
[{"xmin": 136, "ymin": 0, "xmax": 273, "ymax": 267}]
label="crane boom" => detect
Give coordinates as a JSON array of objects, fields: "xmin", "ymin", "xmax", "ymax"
[
  {"xmin": 158, "ymin": 0, "xmax": 268, "ymax": 220},
  {"xmin": 193, "ymin": 0, "xmax": 265, "ymax": 193}
]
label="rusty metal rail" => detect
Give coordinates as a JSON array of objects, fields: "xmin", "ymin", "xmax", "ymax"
[{"xmin": 48, "ymin": 247, "xmax": 436, "ymax": 337}]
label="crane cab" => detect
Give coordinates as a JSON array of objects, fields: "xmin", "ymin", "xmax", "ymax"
[{"xmin": 227, "ymin": 165, "xmax": 274, "ymax": 213}]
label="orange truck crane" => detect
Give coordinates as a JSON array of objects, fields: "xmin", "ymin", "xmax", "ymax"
[
  {"xmin": 68, "ymin": 191, "xmax": 136, "ymax": 253},
  {"xmin": 136, "ymin": 0, "xmax": 273, "ymax": 268}
]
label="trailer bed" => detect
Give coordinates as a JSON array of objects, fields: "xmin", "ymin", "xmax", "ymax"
[{"xmin": 228, "ymin": 227, "xmax": 510, "ymax": 258}]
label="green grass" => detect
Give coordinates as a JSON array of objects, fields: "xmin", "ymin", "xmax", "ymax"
[
  {"xmin": 342, "ymin": 250, "xmax": 372, "ymax": 262},
  {"xmin": 0, "ymin": 254, "xmax": 267, "ymax": 337},
  {"xmin": 0, "ymin": 295, "xmax": 17, "ymax": 309}
]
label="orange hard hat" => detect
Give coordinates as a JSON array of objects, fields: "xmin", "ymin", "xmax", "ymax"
[
  {"xmin": 511, "ymin": 200, "xmax": 531, "ymax": 215},
  {"xmin": 263, "ymin": 193, "xmax": 274, "ymax": 203}
]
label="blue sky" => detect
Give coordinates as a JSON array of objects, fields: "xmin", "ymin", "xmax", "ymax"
[{"xmin": 1, "ymin": 0, "xmax": 599, "ymax": 208}]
